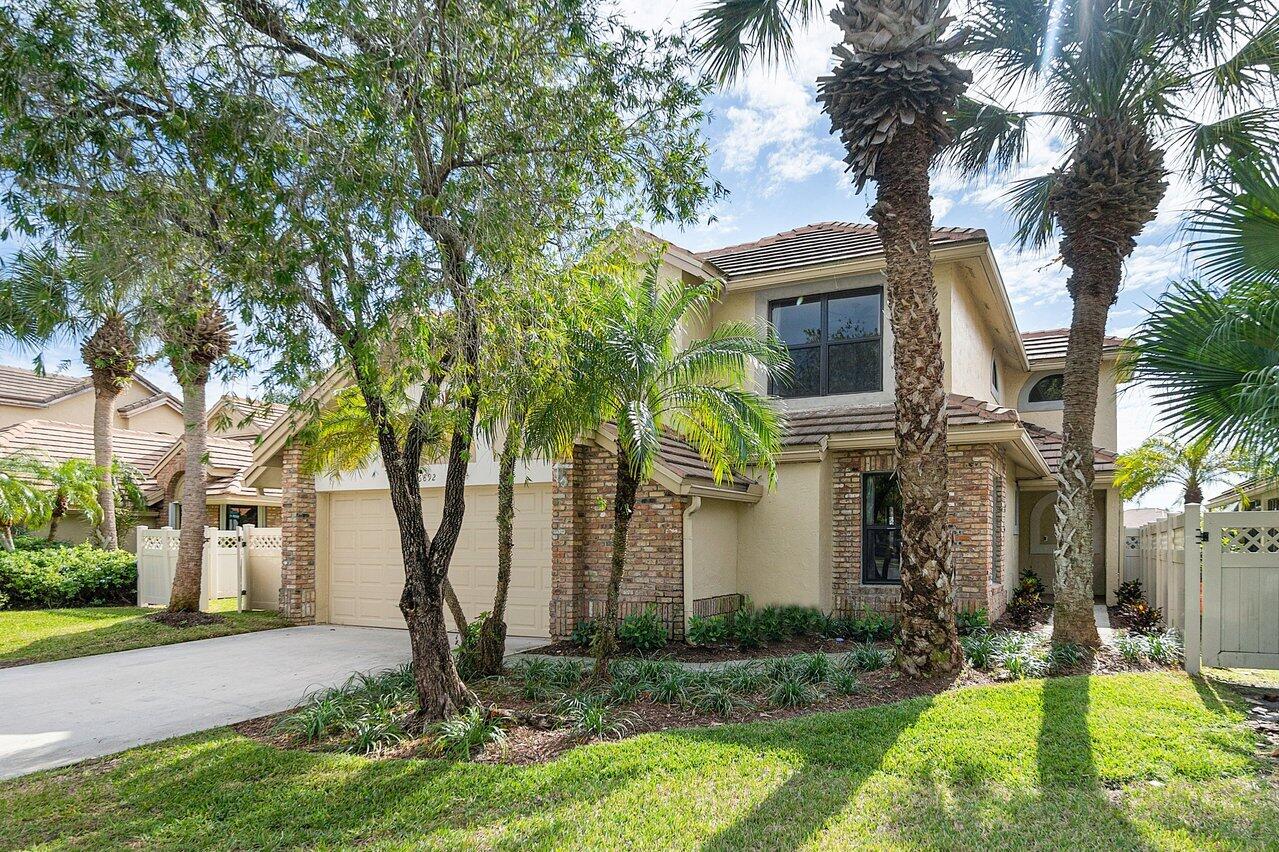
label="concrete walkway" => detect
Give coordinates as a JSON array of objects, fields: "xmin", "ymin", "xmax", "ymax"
[{"xmin": 0, "ymin": 625, "xmax": 543, "ymax": 780}]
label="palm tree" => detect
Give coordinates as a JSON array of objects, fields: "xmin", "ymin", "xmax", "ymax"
[
  {"xmin": 41, "ymin": 459, "xmax": 103, "ymax": 542},
  {"xmin": 157, "ymin": 287, "xmax": 234, "ymax": 613},
  {"xmin": 0, "ymin": 246, "xmax": 143, "ymax": 550},
  {"xmin": 1115, "ymin": 433, "xmax": 1249, "ymax": 506},
  {"xmin": 948, "ymin": 0, "xmax": 1278, "ymax": 645},
  {"xmin": 0, "ymin": 457, "xmax": 50, "ymax": 552},
  {"xmin": 573, "ymin": 263, "xmax": 788, "ymax": 672},
  {"xmin": 1128, "ymin": 159, "xmax": 1279, "ymax": 463},
  {"xmin": 696, "ymin": 0, "xmax": 972, "ymax": 675}
]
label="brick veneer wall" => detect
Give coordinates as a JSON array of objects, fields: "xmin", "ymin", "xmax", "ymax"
[
  {"xmin": 831, "ymin": 444, "xmax": 1007, "ymax": 620},
  {"xmin": 550, "ymin": 443, "xmax": 687, "ymax": 639},
  {"xmin": 265, "ymin": 505, "xmax": 282, "ymax": 527},
  {"xmin": 279, "ymin": 445, "xmax": 317, "ymax": 623}
]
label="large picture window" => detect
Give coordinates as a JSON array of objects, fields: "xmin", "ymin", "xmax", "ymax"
[
  {"xmin": 769, "ymin": 288, "xmax": 882, "ymax": 398},
  {"xmin": 862, "ymin": 471, "xmax": 901, "ymax": 585}
]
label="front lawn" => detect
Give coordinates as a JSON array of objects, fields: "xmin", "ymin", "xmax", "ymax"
[
  {"xmin": 0, "ymin": 602, "xmax": 287, "ymax": 667},
  {"xmin": 2, "ymin": 672, "xmax": 1274, "ymax": 849}
]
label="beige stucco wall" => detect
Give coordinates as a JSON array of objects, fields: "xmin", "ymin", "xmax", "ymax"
[
  {"xmin": 0, "ymin": 381, "xmax": 182, "ymax": 432},
  {"xmin": 1011, "ymin": 360, "xmax": 1119, "ymax": 451},
  {"xmin": 735, "ymin": 460, "xmax": 830, "ymax": 609},
  {"xmin": 1018, "ymin": 486, "xmax": 1115, "ymax": 597},
  {"xmin": 945, "ymin": 266, "xmax": 1004, "ymax": 406},
  {"xmin": 122, "ymin": 403, "xmax": 183, "ymax": 434},
  {"xmin": 683, "ymin": 497, "xmax": 740, "ymax": 609}
]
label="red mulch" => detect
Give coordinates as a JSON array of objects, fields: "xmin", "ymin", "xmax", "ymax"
[
  {"xmin": 146, "ymin": 611, "xmax": 226, "ymax": 628},
  {"xmin": 525, "ymin": 636, "xmax": 881, "ymax": 663}
]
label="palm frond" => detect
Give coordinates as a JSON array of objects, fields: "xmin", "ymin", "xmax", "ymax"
[
  {"xmin": 1005, "ymin": 173, "xmax": 1059, "ymax": 250},
  {"xmin": 1188, "ymin": 158, "xmax": 1279, "ymax": 286},
  {"xmin": 693, "ymin": 0, "xmax": 824, "ymax": 84},
  {"xmin": 943, "ymin": 96, "xmax": 1036, "ymax": 178}
]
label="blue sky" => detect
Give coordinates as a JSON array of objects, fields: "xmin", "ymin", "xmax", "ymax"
[{"xmin": 0, "ymin": 3, "xmax": 1193, "ymax": 509}]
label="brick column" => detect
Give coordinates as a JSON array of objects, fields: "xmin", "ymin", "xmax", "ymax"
[{"xmin": 279, "ymin": 445, "xmax": 316, "ymax": 623}]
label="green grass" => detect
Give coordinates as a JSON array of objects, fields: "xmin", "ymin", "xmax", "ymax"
[
  {"xmin": 0, "ymin": 601, "xmax": 287, "ymax": 666},
  {"xmin": 2, "ymin": 672, "xmax": 1275, "ymax": 849}
]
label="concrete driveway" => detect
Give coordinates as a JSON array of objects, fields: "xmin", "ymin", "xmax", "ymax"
[{"xmin": 0, "ymin": 625, "xmax": 546, "ymax": 780}]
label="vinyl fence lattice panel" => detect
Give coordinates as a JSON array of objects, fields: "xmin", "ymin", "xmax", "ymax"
[{"xmin": 1202, "ymin": 511, "xmax": 1279, "ymax": 670}]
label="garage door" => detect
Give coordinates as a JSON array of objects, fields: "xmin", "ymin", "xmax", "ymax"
[{"xmin": 327, "ymin": 484, "xmax": 554, "ymax": 637}]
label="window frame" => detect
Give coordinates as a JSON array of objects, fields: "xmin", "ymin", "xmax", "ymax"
[
  {"xmin": 861, "ymin": 470, "xmax": 902, "ymax": 586},
  {"xmin": 1020, "ymin": 371, "xmax": 1066, "ymax": 412},
  {"xmin": 767, "ymin": 286, "xmax": 884, "ymax": 398}
]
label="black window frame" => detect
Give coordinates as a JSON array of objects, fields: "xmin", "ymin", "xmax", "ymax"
[
  {"xmin": 1267, "ymin": 498, "xmax": 1279, "ymax": 511},
  {"xmin": 861, "ymin": 470, "xmax": 901, "ymax": 586},
  {"xmin": 768, "ymin": 287, "xmax": 884, "ymax": 398}
]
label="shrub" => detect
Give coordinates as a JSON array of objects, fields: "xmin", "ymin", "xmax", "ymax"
[
  {"xmin": 992, "ymin": 633, "xmax": 1047, "ymax": 680},
  {"xmin": 1005, "ymin": 572, "xmax": 1046, "ymax": 628},
  {"xmin": 768, "ymin": 675, "xmax": 821, "ymax": 708},
  {"xmin": 780, "ymin": 605, "xmax": 828, "ymax": 638},
  {"xmin": 728, "ymin": 609, "xmax": 766, "ymax": 650},
  {"xmin": 849, "ymin": 608, "xmax": 896, "ymax": 642},
  {"xmin": 1122, "ymin": 601, "xmax": 1164, "ymax": 634},
  {"xmin": 956, "ymin": 609, "xmax": 989, "ymax": 636},
  {"xmin": 1047, "ymin": 642, "xmax": 1085, "ymax": 673},
  {"xmin": 453, "ymin": 616, "xmax": 487, "ymax": 682},
  {"xmin": 570, "ymin": 618, "xmax": 597, "ymax": 648},
  {"xmin": 1116, "ymin": 629, "xmax": 1183, "ymax": 665},
  {"xmin": 686, "ymin": 682, "xmax": 750, "ymax": 717},
  {"xmin": 1116, "ymin": 579, "xmax": 1144, "ymax": 607},
  {"xmin": 756, "ymin": 606, "xmax": 788, "ymax": 642},
  {"xmin": 0, "ymin": 543, "xmax": 136, "ymax": 609},
  {"xmin": 12, "ymin": 535, "xmax": 70, "ymax": 552},
  {"xmin": 686, "ymin": 614, "xmax": 729, "ymax": 647},
  {"xmin": 795, "ymin": 652, "xmax": 832, "ymax": 683},
  {"xmin": 433, "ymin": 705, "xmax": 506, "ymax": 759},
  {"xmin": 556, "ymin": 692, "xmax": 637, "ymax": 738},
  {"xmin": 827, "ymin": 669, "xmax": 861, "ymax": 696},
  {"xmin": 846, "ymin": 642, "xmax": 892, "ymax": 671},
  {"xmin": 714, "ymin": 662, "xmax": 766, "ymax": 694},
  {"xmin": 618, "ymin": 607, "xmax": 668, "ymax": 653},
  {"xmin": 961, "ymin": 632, "xmax": 997, "ymax": 670}
]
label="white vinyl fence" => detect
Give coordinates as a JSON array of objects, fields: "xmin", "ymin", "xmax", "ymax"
[
  {"xmin": 1131, "ymin": 504, "xmax": 1279, "ymax": 674},
  {"xmin": 136, "ymin": 525, "xmax": 282, "ymax": 612}
]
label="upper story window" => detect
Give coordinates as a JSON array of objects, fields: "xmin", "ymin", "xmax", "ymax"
[
  {"xmin": 1028, "ymin": 373, "xmax": 1064, "ymax": 403},
  {"xmin": 768, "ymin": 288, "xmax": 883, "ymax": 398},
  {"xmin": 991, "ymin": 358, "xmax": 1000, "ymax": 396},
  {"xmin": 1020, "ymin": 372, "xmax": 1065, "ymax": 411}
]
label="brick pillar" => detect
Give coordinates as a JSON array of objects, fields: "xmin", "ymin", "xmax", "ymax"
[
  {"xmin": 550, "ymin": 448, "xmax": 584, "ymax": 639},
  {"xmin": 279, "ymin": 445, "xmax": 316, "ymax": 623}
]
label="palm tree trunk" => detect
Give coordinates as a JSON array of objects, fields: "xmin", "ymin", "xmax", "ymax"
[
  {"xmin": 594, "ymin": 447, "xmax": 640, "ymax": 674},
  {"xmin": 91, "ymin": 386, "xmax": 121, "ymax": 549},
  {"xmin": 477, "ymin": 424, "xmax": 521, "ymax": 675},
  {"xmin": 1184, "ymin": 480, "xmax": 1203, "ymax": 505},
  {"xmin": 1051, "ymin": 282, "xmax": 1111, "ymax": 647},
  {"xmin": 46, "ymin": 493, "xmax": 67, "ymax": 542},
  {"xmin": 1, "ymin": 526, "xmax": 13, "ymax": 552},
  {"xmin": 168, "ymin": 380, "xmax": 208, "ymax": 612},
  {"xmin": 869, "ymin": 123, "xmax": 961, "ymax": 677}
]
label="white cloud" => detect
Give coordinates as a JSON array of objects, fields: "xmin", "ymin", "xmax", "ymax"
[
  {"xmin": 931, "ymin": 195, "xmax": 955, "ymax": 222},
  {"xmin": 992, "ymin": 239, "xmax": 1189, "ymax": 309}
]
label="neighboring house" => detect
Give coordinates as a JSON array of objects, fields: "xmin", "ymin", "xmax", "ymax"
[
  {"xmin": 0, "ymin": 363, "xmax": 284, "ymax": 543},
  {"xmin": 0, "ymin": 364, "xmax": 183, "ymax": 433},
  {"xmin": 245, "ymin": 221, "xmax": 1126, "ymax": 637},
  {"xmin": 1205, "ymin": 477, "xmax": 1279, "ymax": 512},
  {"xmin": 1124, "ymin": 507, "xmax": 1169, "ymax": 528}
]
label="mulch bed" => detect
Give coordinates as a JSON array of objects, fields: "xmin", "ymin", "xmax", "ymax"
[
  {"xmin": 524, "ymin": 636, "xmax": 881, "ymax": 663},
  {"xmin": 146, "ymin": 611, "xmax": 226, "ymax": 628}
]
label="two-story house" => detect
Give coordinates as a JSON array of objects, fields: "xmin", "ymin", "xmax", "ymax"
[
  {"xmin": 0, "ymin": 364, "xmax": 285, "ymax": 543},
  {"xmin": 245, "ymin": 222, "xmax": 1124, "ymax": 635}
]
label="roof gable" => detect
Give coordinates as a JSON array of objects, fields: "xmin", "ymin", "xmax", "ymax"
[{"xmin": 1022, "ymin": 328, "xmax": 1125, "ymax": 365}]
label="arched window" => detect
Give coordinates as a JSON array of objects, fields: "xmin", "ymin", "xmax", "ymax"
[
  {"xmin": 1019, "ymin": 372, "xmax": 1066, "ymax": 411},
  {"xmin": 1028, "ymin": 373, "xmax": 1064, "ymax": 402}
]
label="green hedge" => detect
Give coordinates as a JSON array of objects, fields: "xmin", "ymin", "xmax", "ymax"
[{"xmin": 0, "ymin": 543, "xmax": 137, "ymax": 609}]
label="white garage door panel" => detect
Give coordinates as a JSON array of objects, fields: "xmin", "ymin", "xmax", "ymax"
[{"xmin": 327, "ymin": 485, "xmax": 553, "ymax": 636}]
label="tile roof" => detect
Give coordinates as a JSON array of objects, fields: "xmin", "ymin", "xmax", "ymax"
[
  {"xmin": 597, "ymin": 423, "xmax": 758, "ymax": 493},
  {"xmin": 696, "ymin": 221, "xmax": 987, "ymax": 279},
  {"xmin": 780, "ymin": 394, "xmax": 1019, "ymax": 446},
  {"xmin": 1022, "ymin": 328, "xmax": 1125, "ymax": 364},
  {"xmin": 151, "ymin": 434, "xmax": 281, "ymax": 501},
  {"xmin": 0, "ymin": 419, "xmax": 176, "ymax": 501},
  {"xmin": 1022, "ymin": 422, "xmax": 1117, "ymax": 475},
  {"xmin": 118, "ymin": 391, "xmax": 180, "ymax": 415},
  {"xmin": 211, "ymin": 396, "xmax": 290, "ymax": 432},
  {"xmin": 0, "ymin": 365, "xmax": 91, "ymax": 406}
]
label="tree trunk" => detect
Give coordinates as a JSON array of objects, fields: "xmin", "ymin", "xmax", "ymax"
[
  {"xmin": 1184, "ymin": 480, "xmax": 1203, "ymax": 505},
  {"xmin": 593, "ymin": 447, "xmax": 640, "ymax": 675},
  {"xmin": 477, "ymin": 424, "xmax": 520, "ymax": 676},
  {"xmin": 868, "ymin": 123, "xmax": 962, "ymax": 677},
  {"xmin": 91, "ymin": 385, "xmax": 122, "ymax": 549},
  {"xmin": 443, "ymin": 579, "xmax": 468, "ymax": 636},
  {"xmin": 46, "ymin": 493, "xmax": 67, "ymax": 542},
  {"xmin": 1050, "ymin": 280, "xmax": 1112, "ymax": 647},
  {"xmin": 1, "ymin": 526, "xmax": 13, "ymax": 552},
  {"xmin": 168, "ymin": 379, "xmax": 208, "ymax": 612}
]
